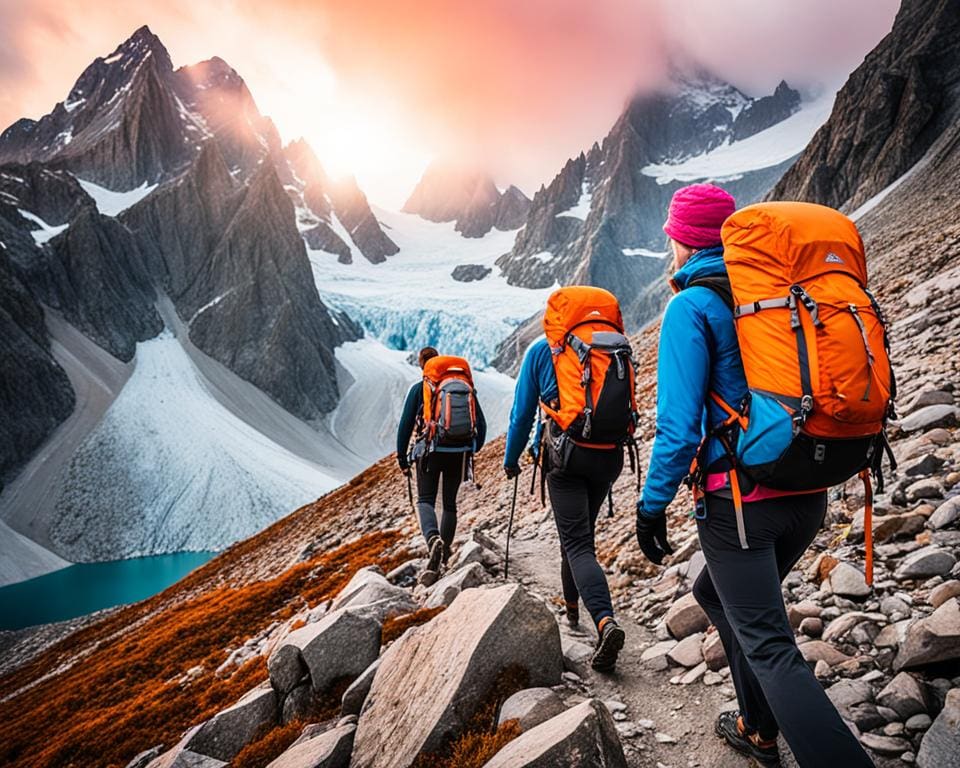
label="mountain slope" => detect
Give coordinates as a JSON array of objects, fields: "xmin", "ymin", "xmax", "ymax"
[
  {"xmin": 0, "ymin": 28, "xmax": 383, "ymax": 573},
  {"xmin": 284, "ymin": 139, "xmax": 399, "ymax": 264},
  {"xmin": 771, "ymin": 0, "xmax": 959, "ymax": 211}
]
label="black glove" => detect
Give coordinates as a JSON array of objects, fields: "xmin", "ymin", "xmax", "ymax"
[
  {"xmin": 504, "ymin": 464, "xmax": 521, "ymax": 480},
  {"xmin": 636, "ymin": 503, "xmax": 673, "ymax": 565},
  {"xmin": 398, "ymin": 457, "xmax": 410, "ymax": 475}
]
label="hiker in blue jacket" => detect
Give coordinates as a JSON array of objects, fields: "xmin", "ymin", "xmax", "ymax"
[
  {"xmin": 397, "ymin": 346, "xmax": 487, "ymax": 585},
  {"xmin": 636, "ymin": 183, "xmax": 872, "ymax": 767},
  {"xmin": 504, "ymin": 328, "xmax": 626, "ymax": 672}
]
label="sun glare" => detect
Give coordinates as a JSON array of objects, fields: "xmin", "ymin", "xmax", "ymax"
[{"xmin": 302, "ymin": 101, "xmax": 434, "ymax": 209}]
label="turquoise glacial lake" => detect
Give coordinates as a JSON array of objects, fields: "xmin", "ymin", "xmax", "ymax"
[{"xmin": 0, "ymin": 551, "xmax": 215, "ymax": 630}]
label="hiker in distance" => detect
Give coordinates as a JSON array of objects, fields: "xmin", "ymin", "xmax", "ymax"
[
  {"xmin": 636, "ymin": 183, "xmax": 891, "ymax": 767},
  {"xmin": 504, "ymin": 286, "xmax": 640, "ymax": 672},
  {"xmin": 397, "ymin": 346, "xmax": 487, "ymax": 587}
]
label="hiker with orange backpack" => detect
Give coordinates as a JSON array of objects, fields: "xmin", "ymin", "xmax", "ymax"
[
  {"xmin": 398, "ymin": 346, "xmax": 487, "ymax": 586},
  {"xmin": 505, "ymin": 287, "xmax": 639, "ymax": 672},
  {"xmin": 636, "ymin": 183, "xmax": 890, "ymax": 766}
]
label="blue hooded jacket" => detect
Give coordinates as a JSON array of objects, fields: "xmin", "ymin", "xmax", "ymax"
[{"xmin": 640, "ymin": 245, "xmax": 748, "ymax": 517}]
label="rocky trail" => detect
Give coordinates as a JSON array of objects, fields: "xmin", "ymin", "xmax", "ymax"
[{"xmin": 507, "ymin": 530, "xmax": 758, "ymax": 768}]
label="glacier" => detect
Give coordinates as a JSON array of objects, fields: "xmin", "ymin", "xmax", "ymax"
[
  {"xmin": 45, "ymin": 330, "xmax": 346, "ymax": 562},
  {"xmin": 308, "ymin": 207, "xmax": 553, "ymax": 366}
]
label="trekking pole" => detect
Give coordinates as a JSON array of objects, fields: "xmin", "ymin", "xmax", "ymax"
[
  {"xmin": 406, "ymin": 472, "xmax": 415, "ymax": 513},
  {"xmin": 504, "ymin": 475, "xmax": 519, "ymax": 580}
]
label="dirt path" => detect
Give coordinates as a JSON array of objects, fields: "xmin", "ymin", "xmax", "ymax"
[{"xmin": 505, "ymin": 519, "xmax": 761, "ymax": 768}]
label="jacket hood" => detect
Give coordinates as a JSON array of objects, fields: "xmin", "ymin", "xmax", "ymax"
[{"xmin": 671, "ymin": 245, "xmax": 726, "ymax": 290}]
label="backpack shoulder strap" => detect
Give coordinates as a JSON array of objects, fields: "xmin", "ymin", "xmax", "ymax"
[{"xmin": 686, "ymin": 275, "xmax": 734, "ymax": 312}]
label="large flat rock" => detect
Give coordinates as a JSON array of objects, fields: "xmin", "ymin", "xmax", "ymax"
[
  {"xmin": 481, "ymin": 699, "xmax": 627, "ymax": 768},
  {"xmin": 265, "ymin": 723, "xmax": 355, "ymax": 768},
  {"xmin": 183, "ymin": 683, "xmax": 277, "ymax": 762},
  {"xmin": 917, "ymin": 687, "xmax": 960, "ymax": 768},
  {"xmin": 895, "ymin": 598, "xmax": 960, "ymax": 671},
  {"xmin": 351, "ymin": 584, "xmax": 562, "ymax": 768},
  {"xmin": 268, "ymin": 608, "xmax": 381, "ymax": 694}
]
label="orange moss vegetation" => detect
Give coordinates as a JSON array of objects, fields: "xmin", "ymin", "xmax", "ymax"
[
  {"xmin": 381, "ymin": 606, "xmax": 445, "ymax": 645},
  {"xmin": 232, "ymin": 718, "xmax": 306, "ymax": 768},
  {"xmin": 0, "ymin": 530, "xmax": 407, "ymax": 768},
  {"xmin": 442, "ymin": 719, "xmax": 522, "ymax": 768},
  {"xmin": 232, "ymin": 677, "xmax": 351, "ymax": 768}
]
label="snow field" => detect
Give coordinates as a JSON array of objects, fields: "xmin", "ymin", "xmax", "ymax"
[
  {"xmin": 307, "ymin": 207, "xmax": 554, "ymax": 365},
  {"xmin": 47, "ymin": 330, "xmax": 342, "ymax": 560},
  {"xmin": 641, "ymin": 93, "xmax": 836, "ymax": 184}
]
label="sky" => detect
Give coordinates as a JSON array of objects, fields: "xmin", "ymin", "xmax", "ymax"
[{"xmin": 0, "ymin": 0, "xmax": 899, "ymax": 207}]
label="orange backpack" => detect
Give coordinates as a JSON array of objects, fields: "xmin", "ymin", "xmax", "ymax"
[
  {"xmin": 421, "ymin": 355, "xmax": 478, "ymax": 451},
  {"xmin": 540, "ymin": 286, "xmax": 639, "ymax": 447},
  {"xmin": 699, "ymin": 202, "xmax": 896, "ymax": 582}
]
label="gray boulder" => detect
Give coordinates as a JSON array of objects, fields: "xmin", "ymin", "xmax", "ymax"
[
  {"xmin": 702, "ymin": 632, "xmax": 727, "ymax": 671},
  {"xmin": 799, "ymin": 640, "xmax": 853, "ymax": 667},
  {"xmin": 929, "ymin": 497, "xmax": 960, "ymax": 530},
  {"xmin": 664, "ymin": 593, "xmax": 709, "ymax": 639},
  {"xmin": 145, "ymin": 727, "xmax": 229, "ymax": 768},
  {"xmin": 930, "ymin": 580, "xmax": 960, "ymax": 609},
  {"xmin": 269, "ymin": 609, "xmax": 381, "ymax": 695},
  {"xmin": 330, "ymin": 567, "xmax": 417, "ymax": 622},
  {"xmin": 184, "ymin": 683, "xmax": 278, "ymax": 761},
  {"xmin": 482, "ymin": 699, "xmax": 627, "ymax": 768},
  {"xmin": 340, "ymin": 659, "xmax": 380, "ymax": 717},
  {"xmin": 822, "ymin": 611, "xmax": 887, "ymax": 643},
  {"xmin": 268, "ymin": 644, "xmax": 309, "ymax": 696},
  {"xmin": 899, "ymin": 405, "xmax": 960, "ymax": 433},
  {"xmin": 860, "ymin": 732, "xmax": 912, "ymax": 755},
  {"xmin": 917, "ymin": 687, "xmax": 960, "ymax": 768},
  {"xmin": 451, "ymin": 264, "xmax": 492, "ymax": 282},
  {"xmin": 826, "ymin": 680, "xmax": 874, "ymax": 720},
  {"xmin": 827, "ymin": 562, "xmax": 871, "ymax": 598},
  {"xmin": 560, "ymin": 635, "xmax": 593, "ymax": 675},
  {"xmin": 667, "ymin": 633, "xmax": 704, "ymax": 668},
  {"xmin": 266, "ymin": 723, "xmax": 356, "ymax": 768},
  {"xmin": 906, "ymin": 478, "xmax": 944, "ymax": 502},
  {"xmin": 896, "ymin": 599, "xmax": 960, "ymax": 670},
  {"xmin": 282, "ymin": 683, "xmax": 315, "ymax": 725},
  {"xmin": 877, "ymin": 672, "xmax": 930, "ymax": 719},
  {"xmin": 895, "ymin": 547, "xmax": 957, "ymax": 580},
  {"xmin": 908, "ymin": 390, "xmax": 955, "ymax": 411},
  {"xmin": 424, "ymin": 562, "xmax": 487, "ymax": 609},
  {"xmin": 451, "ymin": 540, "xmax": 486, "ymax": 570},
  {"xmin": 498, "ymin": 688, "xmax": 567, "ymax": 732},
  {"xmin": 351, "ymin": 584, "xmax": 562, "ymax": 768}
]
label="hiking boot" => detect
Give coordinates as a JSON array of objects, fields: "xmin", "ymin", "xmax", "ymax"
[
  {"xmin": 441, "ymin": 541, "xmax": 453, "ymax": 568},
  {"xmin": 591, "ymin": 618, "xmax": 625, "ymax": 672},
  {"xmin": 715, "ymin": 711, "xmax": 780, "ymax": 766},
  {"xmin": 419, "ymin": 536, "xmax": 444, "ymax": 587},
  {"xmin": 564, "ymin": 600, "xmax": 580, "ymax": 628}
]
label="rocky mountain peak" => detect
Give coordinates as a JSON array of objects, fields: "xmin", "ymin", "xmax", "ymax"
[
  {"xmin": 771, "ymin": 0, "xmax": 960, "ymax": 211},
  {"xmin": 284, "ymin": 138, "xmax": 329, "ymax": 190},
  {"xmin": 403, "ymin": 161, "xmax": 530, "ymax": 238}
]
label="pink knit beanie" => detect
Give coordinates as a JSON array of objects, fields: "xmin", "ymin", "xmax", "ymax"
[{"xmin": 663, "ymin": 183, "xmax": 736, "ymax": 248}]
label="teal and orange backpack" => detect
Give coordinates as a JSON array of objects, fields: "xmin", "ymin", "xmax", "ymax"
[{"xmin": 687, "ymin": 202, "xmax": 896, "ymax": 582}]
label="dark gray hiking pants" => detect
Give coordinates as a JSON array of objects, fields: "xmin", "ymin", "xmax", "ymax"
[
  {"xmin": 693, "ymin": 491, "xmax": 873, "ymax": 767},
  {"xmin": 416, "ymin": 451, "xmax": 466, "ymax": 546},
  {"xmin": 547, "ymin": 445, "xmax": 622, "ymax": 628}
]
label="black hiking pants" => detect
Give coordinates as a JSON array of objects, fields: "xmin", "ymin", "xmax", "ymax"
[
  {"xmin": 547, "ymin": 444, "xmax": 623, "ymax": 629},
  {"xmin": 693, "ymin": 491, "xmax": 873, "ymax": 767},
  {"xmin": 416, "ymin": 451, "xmax": 467, "ymax": 547}
]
